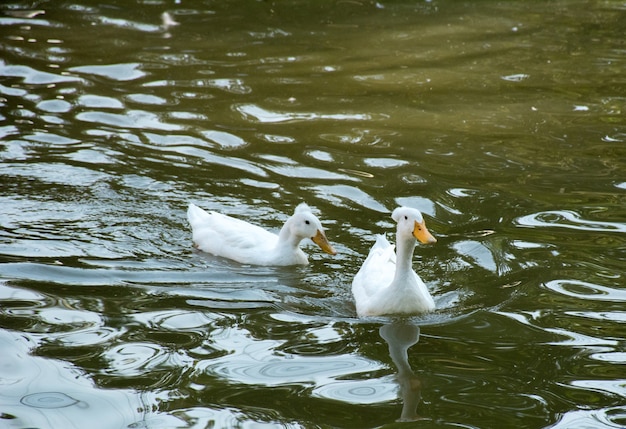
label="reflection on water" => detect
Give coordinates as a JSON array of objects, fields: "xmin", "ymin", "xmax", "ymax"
[
  {"xmin": 1, "ymin": 0, "xmax": 625, "ymax": 427},
  {"xmin": 0, "ymin": 329, "xmax": 176, "ymax": 429},
  {"xmin": 379, "ymin": 322, "xmax": 423, "ymax": 422}
]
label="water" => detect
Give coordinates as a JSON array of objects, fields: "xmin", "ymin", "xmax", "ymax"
[{"xmin": 1, "ymin": 0, "xmax": 625, "ymax": 427}]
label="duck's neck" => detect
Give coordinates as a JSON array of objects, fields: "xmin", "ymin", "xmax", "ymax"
[
  {"xmin": 392, "ymin": 234, "xmax": 417, "ymax": 285},
  {"xmin": 277, "ymin": 218, "xmax": 301, "ymax": 250}
]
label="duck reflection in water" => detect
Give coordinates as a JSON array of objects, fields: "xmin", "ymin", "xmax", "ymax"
[{"xmin": 379, "ymin": 321, "xmax": 424, "ymax": 422}]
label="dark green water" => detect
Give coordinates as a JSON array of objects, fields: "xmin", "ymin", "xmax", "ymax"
[{"xmin": 1, "ymin": 1, "xmax": 625, "ymax": 428}]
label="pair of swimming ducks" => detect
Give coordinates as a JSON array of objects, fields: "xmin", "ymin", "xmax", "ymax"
[{"xmin": 187, "ymin": 203, "xmax": 437, "ymax": 317}]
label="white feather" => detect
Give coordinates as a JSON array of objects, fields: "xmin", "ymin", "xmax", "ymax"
[
  {"xmin": 352, "ymin": 207, "xmax": 436, "ymax": 317},
  {"xmin": 187, "ymin": 203, "xmax": 335, "ymax": 266}
]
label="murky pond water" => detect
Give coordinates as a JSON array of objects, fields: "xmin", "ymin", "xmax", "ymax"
[{"xmin": 1, "ymin": 1, "xmax": 625, "ymax": 428}]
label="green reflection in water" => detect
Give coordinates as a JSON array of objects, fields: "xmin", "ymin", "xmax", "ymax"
[{"xmin": 0, "ymin": 0, "xmax": 624, "ymax": 428}]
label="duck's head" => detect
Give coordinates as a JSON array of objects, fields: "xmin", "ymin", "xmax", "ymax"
[
  {"xmin": 291, "ymin": 203, "xmax": 337, "ymax": 255},
  {"xmin": 391, "ymin": 206, "xmax": 436, "ymax": 244}
]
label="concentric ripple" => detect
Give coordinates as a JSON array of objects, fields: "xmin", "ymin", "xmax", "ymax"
[
  {"xmin": 311, "ymin": 377, "xmax": 397, "ymax": 404},
  {"xmin": 208, "ymin": 354, "xmax": 379, "ymax": 387},
  {"xmin": 516, "ymin": 210, "xmax": 626, "ymax": 233},
  {"xmin": 21, "ymin": 392, "xmax": 83, "ymax": 409},
  {"xmin": 543, "ymin": 279, "xmax": 626, "ymax": 302}
]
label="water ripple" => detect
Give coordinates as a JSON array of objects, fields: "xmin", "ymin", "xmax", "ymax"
[
  {"xmin": 103, "ymin": 342, "xmax": 180, "ymax": 377},
  {"xmin": 548, "ymin": 406, "xmax": 626, "ymax": 429},
  {"xmin": 496, "ymin": 311, "xmax": 618, "ymax": 347},
  {"xmin": 0, "ymin": 329, "xmax": 158, "ymax": 429},
  {"xmin": 311, "ymin": 377, "xmax": 397, "ymax": 404},
  {"xmin": 76, "ymin": 110, "xmax": 182, "ymax": 131},
  {"xmin": 0, "ymin": 262, "xmax": 283, "ymax": 288},
  {"xmin": 94, "ymin": 16, "xmax": 162, "ymax": 33},
  {"xmin": 569, "ymin": 379, "xmax": 626, "ymax": 399},
  {"xmin": 0, "ymin": 59, "xmax": 82, "ymax": 84},
  {"xmin": 236, "ymin": 103, "xmax": 373, "ymax": 123},
  {"xmin": 171, "ymin": 407, "xmax": 300, "ymax": 429},
  {"xmin": 440, "ymin": 392, "xmax": 550, "ymax": 425},
  {"xmin": 516, "ymin": 210, "xmax": 626, "ymax": 233},
  {"xmin": 201, "ymin": 130, "xmax": 248, "ymax": 149},
  {"xmin": 77, "ymin": 94, "xmax": 125, "ymax": 109},
  {"xmin": 544, "ymin": 279, "xmax": 626, "ymax": 302},
  {"xmin": 268, "ymin": 165, "xmax": 353, "ymax": 181},
  {"xmin": 36, "ymin": 99, "xmax": 72, "ymax": 113},
  {"xmin": 1, "ymin": 2, "xmax": 625, "ymax": 427},
  {"xmin": 565, "ymin": 311, "xmax": 626, "ymax": 323},
  {"xmin": 69, "ymin": 63, "xmax": 146, "ymax": 81},
  {"xmin": 132, "ymin": 310, "xmax": 215, "ymax": 331},
  {"xmin": 164, "ymin": 144, "xmax": 268, "ymax": 177},
  {"xmin": 0, "ymin": 282, "xmax": 46, "ymax": 302},
  {"xmin": 51, "ymin": 327, "xmax": 120, "ymax": 347},
  {"xmin": 208, "ymin": 354, "xmax": 378, "ymax": 387},
  {"xmin": 0, "ymin": 17, "xmax": 51, "ymax": 26},
  {"xmin": 588, "ymin": 352, "xmax": 626, "ymax": 364},
  {"xmin": 204, "ymin": 78, "xmax": 251, "ymax": 94},
  {"xmin": 202, "ymin": 327, "xmax": 382, "ymax": 387},
  {"xmin": 36, "ymin": 307, "xmax": 102, "ymax": 327},
  {"xmin": 310, "ymin": 184, "xmax": 388, "ymax": 212},
  {"xmin": 21, "ymin": 392, "xmax": 84, "ymax": 409}
]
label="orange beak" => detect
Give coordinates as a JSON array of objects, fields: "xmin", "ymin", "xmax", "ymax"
[
  {"xmin": 311, "ymin": 229, "xmax": 337, "ymax": 255},
  {"xmin": 413, "ymin": 220, "xmax": 436, "ymax": 244}
]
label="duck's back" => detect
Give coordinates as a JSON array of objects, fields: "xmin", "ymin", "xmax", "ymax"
[
  {"xmin": 352, "ymin": 235, "xmax": 397, "ymax": 315},
  {"xmin": 187, "ymin": 204, "xmax": 278, "ymax": 263}
]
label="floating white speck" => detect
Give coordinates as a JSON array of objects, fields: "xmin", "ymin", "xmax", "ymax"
[
  {"xmin": 573, "ymin": 105, "xmax": 589, "ymax": 111},
  {"xmin": 501, "ymin": 73, "xmax": 529, "ymax": 82},
  {"xmin": 602, "ymin": 135, "xmax": 621, "ymax": 142},
  {"xmin": 161, "ymin": 12, "xmax": 179, "ymax": 28}
]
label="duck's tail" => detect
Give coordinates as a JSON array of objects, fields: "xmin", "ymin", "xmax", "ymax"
[
  {"xmin": 187, "ymin": 203, "xmax": 212, "ymax": 227},
  {"xmin": 373, "ymin": 234, "xmax": 391, "ymax": 250}
]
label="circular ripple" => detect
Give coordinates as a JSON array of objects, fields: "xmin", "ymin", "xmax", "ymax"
[
  {"xmin": 210, "ymin": 355, "xmax": 380, "ymax": 387},
  {"xmin": 544, "ymin": 280, "xmax": 626, "ymax": 302},
  {"xmin": 21, "ymin": 392, "xmax": 81, "ymax": 409},
  {"xmin": 103, "ymin": 342, "xmax": 169, "ymax": 376},
  {"xmin": 516, "ymin": 210, "xmax": 626, "ymax": 232},
  {"xmin": 312, "ymin": 378, "xmax": 397, "ymax": 404}
]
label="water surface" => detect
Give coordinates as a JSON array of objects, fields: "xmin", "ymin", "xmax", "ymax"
[{"xmin": 1, "ymin": 1, "xmax": 625, "ymax": 428}]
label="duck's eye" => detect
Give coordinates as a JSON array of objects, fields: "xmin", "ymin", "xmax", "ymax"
[
  {"xmin": 305, "ymin": 220, "xmax": 310, "ymax": 225},
  {"xmin": 404, "ymin": 215, "xmax": 408, "ymax": 220}
]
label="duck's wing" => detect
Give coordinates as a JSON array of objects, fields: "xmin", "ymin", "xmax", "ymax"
[
  {"xmin": 187, "ymin": 204, "xmax": 278, "ymax": 258},
  {"xmin": 352, "ymin": 234, "xmax": 397, "ymax": 312},
  {"xmin": 408, "ymin": 269, "xmax": 436, "ymax": 311}
]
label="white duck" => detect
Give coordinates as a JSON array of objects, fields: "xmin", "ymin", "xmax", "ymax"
[
  {"xmin": 352, "ymin": 207, "xmax": 437, "ymax": 317},
  {"xmin": 187, "ymin": 203, "xmax": 336, "ymax": 266}
]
